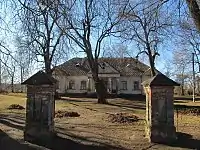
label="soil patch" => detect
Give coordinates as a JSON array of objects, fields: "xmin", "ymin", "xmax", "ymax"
[
  {"xmin": 108, "ymin": 113, "xmax": 139, "ymax": 123},
  {"xmin": 55, "ymin": 110, "xmax": 80, "ymax": 118},
  {"xmin": 7, "ymin": 104, "xmax": 25, "ymax": 110},
  {"xmin": 175, "ymin": 105, "xmax": 200, "ymax": 116}
]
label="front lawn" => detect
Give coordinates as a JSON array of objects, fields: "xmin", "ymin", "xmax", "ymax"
[{"xmin": 0, "ymin": 94, "xmax": 200, "ymax": 149}]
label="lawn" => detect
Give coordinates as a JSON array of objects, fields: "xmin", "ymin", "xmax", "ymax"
[{"xmin": 0, "ymin": 94, "xmax": 200, "ymax": 150}]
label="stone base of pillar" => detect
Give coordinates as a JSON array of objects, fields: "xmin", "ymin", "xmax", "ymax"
[
  {"xmin": 24, "ymin": 127, "xmax": 56, "ymax": 143},
  {"xmin": 145, "ymin": 125, "xmax": 177, "ymax": 143}
]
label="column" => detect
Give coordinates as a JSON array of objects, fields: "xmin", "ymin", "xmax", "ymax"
[
  {"xmin": 116, "ymin": 78, "xmax": 119, "ymax": 94},
  {"xmin": 108, "ymin": 78, "xmax": 112, "ymax": 93},
  {"xmin": 87, "ymin": 77, "xmax": 91, "ymax": 92}
]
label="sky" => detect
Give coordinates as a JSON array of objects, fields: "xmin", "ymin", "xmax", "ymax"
[{"xmin": 0, "ymin": 0, "xmax": 198, "ymax": 83}]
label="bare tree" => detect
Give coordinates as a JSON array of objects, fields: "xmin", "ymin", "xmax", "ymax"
[
  {"xmin": 14, "ymin": 37, "xmax": 33, "ymax": 92},
  {"xmin": 0, "ymin": 53, "xmax": 16, "ymax": 92},
  {"xmin": 17, "ymin": 0, "xmax": 66, "ymax": 75},
  {"xmin": 120, "ymin": 0, "xmax": 172, "ymax": 76},
  {"xmin": 103, "ymin": 43, "xmax": 129, "ymax": 58},
  {"xmin": 176, "ymin": 16, "xmax": 200, "ymax": 70},
  {"xmin": 57, "ymin": 0, "xmax": 126, "ymax": 104},
  {"xmin": 172, "ymin": 49, "xmax": 191, "ymax": 95},
  {"xmin": 7, "ymin": 61, "xmax": 16, "ymax": 93},
  {"xmin": 186, "ymin": 0, "xmax": 200, "ymax": 31}
]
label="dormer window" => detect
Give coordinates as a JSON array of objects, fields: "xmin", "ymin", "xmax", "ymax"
[
  {"xmin": 99, "ymin": 62, "xmax": 106, "ymax": 69},
  {"xmin": 75, "ymin": 63, "xmax": 80, "ymax": 67}
]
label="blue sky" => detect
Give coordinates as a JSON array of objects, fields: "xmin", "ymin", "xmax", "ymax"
[{"xmin": 0, "ymin": 0, "xmax": 198, "ymax": 83}]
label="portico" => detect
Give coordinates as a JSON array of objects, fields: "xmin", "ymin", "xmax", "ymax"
[{"xmin": 87, "ymin": 73, "xmax": 120, "ymax": 94}]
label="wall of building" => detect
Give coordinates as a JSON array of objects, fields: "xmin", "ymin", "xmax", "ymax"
[
  {"xmin": 141, "ymin": 75, "xmax": 151, "ymax": 94},
  {"xmin": 55, "ymin": 74, "xmax": 149, "ymax": 95},
  {"xmin": 55, "ymin": 75, "xmax": 89, "ymax": 94},
  {"xmin": 54, "ymin": 75, "xmax": 67, "ymax": 93},
  {"xmin": 118, "ymin": 76, "xmax": 143, "ymax": 94},
  {"xmin": 66, "ymin": 76, "xmax": 88, "ymax": 93}
]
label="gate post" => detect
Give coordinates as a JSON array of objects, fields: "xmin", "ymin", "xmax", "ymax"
[
  {"xmin": 22, "ymin": 71, "xmax": 57, "ymax": 142},
  {"xmin": 142, "ymin": 73, "xmax": 180, "ymax": 143}
]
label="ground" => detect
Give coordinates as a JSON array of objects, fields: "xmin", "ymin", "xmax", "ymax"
[{"xmin": 0, "ymin": 94, "xmax": 200, "ymax": 150}]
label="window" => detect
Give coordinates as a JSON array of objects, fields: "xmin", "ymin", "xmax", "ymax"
[
  {"xmin": 69, "ymin": 80, "xmax": 75, "ymax": 89},
  {"xmin": 133, "ymin": 81, "xmax": 139, "ymax": 90},
  {"xmin": 80, "ymin": 80, "xmax": 87, "ymax": 90},
  {"xmin": 121, "ymin": 81, "xmax": 127, "ymax": 90}
]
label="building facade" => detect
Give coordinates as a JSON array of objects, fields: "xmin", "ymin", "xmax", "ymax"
[{"xmin": 53, "ymin": 57, "xmax": 153, "ymax": 95}]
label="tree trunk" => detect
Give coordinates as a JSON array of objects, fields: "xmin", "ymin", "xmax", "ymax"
[
  {"xmin": 11, "ymin": 75, "xmax": 14, "ymax": 93},
  {"xmin": 186, "ymin": 0, "xmax": 200, "ymax": 31},
  {"xmin": 181, "ymin": 85, "xmax": 184, "ymax": 96},
  {"xmin": 20, "ymin": 67, "xmax": 23, "ymax": 93},
  {"xmin": 181, "ymin": 77, "xmax": 185, "ymax": 96},
  {"xmin": 149, "ymin": 57, "xmax": 156, "ymax": 77},
  {"xmin": 11, "ymin": 67, "xmax": 15, "ymax": 93},
  {"xmin": 95, "ymin": 78, "xmax": 108, "ymax": 104},
  {"xmin": 146, "ymin": 44, "xmax": 156, "ymax": 77},
  {"xmin": 90, "ymin": 59, "xmax": 108, "ymax": 104},
  {"xmin": 44, "ymin": 55, "xmax": 52, "ymax": 75}
]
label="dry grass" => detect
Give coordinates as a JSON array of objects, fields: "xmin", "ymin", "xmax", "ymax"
[
  {"xmin": 7, "ymin": 92, "xmax": 26, "ymax": 97},
  {"xmin": 0, "ymin": 94, "xmax": 200, "ymax": 150},
  {"xmin": 0, "ymin": 94, "xmax": 26, "ymax": 113},
  {"xmin": 175, "ymin": 99, "xmax": 200, "ymax": 106}
]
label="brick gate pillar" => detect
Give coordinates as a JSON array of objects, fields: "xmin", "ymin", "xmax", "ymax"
[
  {"xmin": 142, "ymin": 73, "xmax": 180, "ymax": 143},
  {"xmin": 22, "ymin": 71, "xmax": 57, "ymax": 142}
]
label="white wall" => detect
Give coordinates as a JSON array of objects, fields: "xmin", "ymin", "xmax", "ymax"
[
  {"xmin": 54, "ymin": 75, "xmax": 67, "ymax": 93},
  {"xmin": 141, "ymin": 75, "xmax": 151, "ymax": 94},
  {"xmin": 55, "ymin": 75, "xmax": 89, "ymax": 94},
  {"xmin": 66, "ymin": 76, "xmax": 88, "ymax": 93},
  {"xmin": 118, "ymin": 76, "xmax": 143, "ymax": 94},
  {"xmin": 55, "ymin": 74, "xmax": 150, "ymax": 95}
]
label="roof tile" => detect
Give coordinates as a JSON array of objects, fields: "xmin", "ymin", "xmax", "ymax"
[{"xmin": 54, "ymin": 57, "xmax": 152, "ymax": 76}]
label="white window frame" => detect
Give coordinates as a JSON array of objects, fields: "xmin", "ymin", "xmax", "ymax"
[
  {"xmin": 121, "ymin": 81, "xmax": 127, "ymax": 90},
  {"xmin": 80, "ymin": 80, "xmax": 87, "ymax": 90},
  {"xmin": 133, "ymin": 81, "xmax": 140, "ymax": 90},
  {"xmin": 69, "ymin": 80, "xmax": 75, "ymax": 89}
]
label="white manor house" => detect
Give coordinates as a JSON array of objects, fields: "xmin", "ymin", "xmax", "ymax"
[{"xmin": 53, "ymin": 57, "xmax": 156, "ymax": 96}]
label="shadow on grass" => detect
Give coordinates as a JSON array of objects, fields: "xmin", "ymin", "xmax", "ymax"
[
  {"xmin": 0, "ymin": 116, "xmax": 25, "ymax": 125},
  {"xmin": 108, "ymin": 100, "xmax": 145, "ymax": 110},
  {"xmin": 174, "ymin": 104, "xmax": 200, "ymax": 109},
  {"xmin": 0, "ymin": 115, "xmax": 126, "ymax": 150},
  {"xmin": 118, "ymin": 94, "xmax": 145, "ymax": 101},
  {"xmin": 164, "ymin": 132, "xmax": 200, "ymax": 150},
  {"xmin": 142, "ymin": 132, "xmax": 200, "ymax": 150},
  {"xmin": 174, "ymin": 96, "xmax": 200, "ymax": 101},
  {"xmin": 174, "ymin": 100, "xmax": 189, "ymax": 103},
  {"xmin": 0, "ymin": 114, "xmax": 24, "ymax": 131},
  {"xmin": 0, "ymin": 129, "xmax": 39, "ymax": 150},
  {"xmin": 0, "ymin": 118, "xmax": 24, "ymax": 131},
  {"xmin": 59, "ymin": 97, "xmax": 97, "ymax": 103},
  {"xmin": 58, "ymin": 96, "xmax": 146, "ymax": 112},
  {"xmin": 27, "ymin": 132, "xmax": 126, "ymax": 150}
]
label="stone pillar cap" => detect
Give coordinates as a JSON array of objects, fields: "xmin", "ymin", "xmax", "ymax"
[
  {"xmin": 21, "ymin": 71, "xmax": 57, "ymax": 85},
  {"xmin": 142, "ymin": 73, "xmax": 180, "ymax": 87}
]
